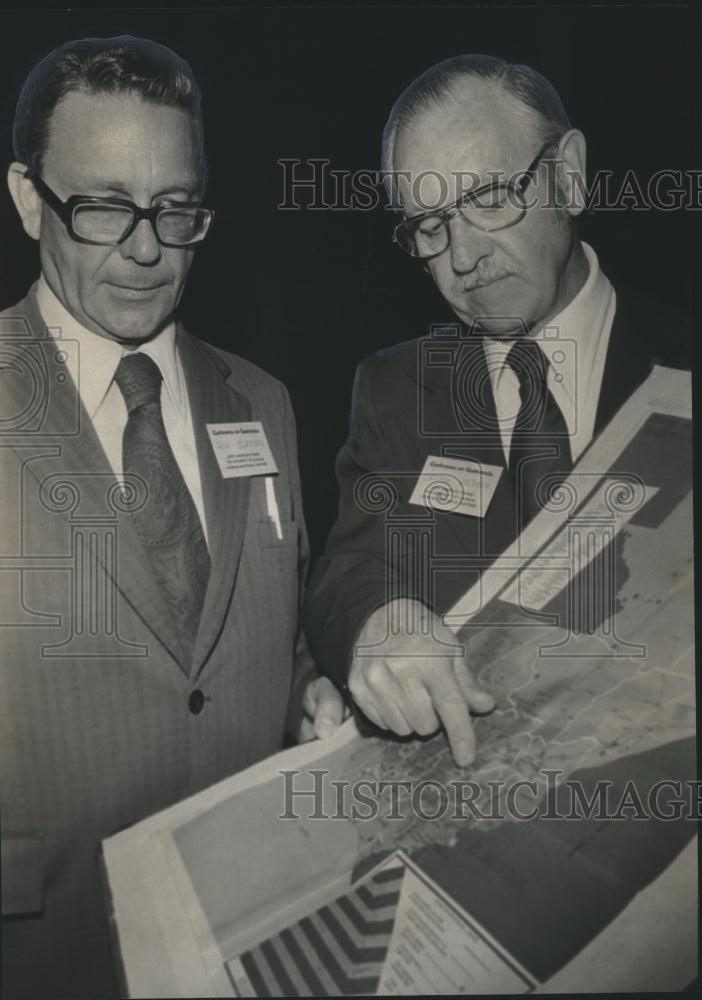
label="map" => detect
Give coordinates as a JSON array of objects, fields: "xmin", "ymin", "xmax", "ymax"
[
  {"xmin": 101, "ymin": 368, "xmax": 697, "ymax": 995},
  {"xmin": 348, "ymin": 488, "xmax": 694, "ymax": 858}
]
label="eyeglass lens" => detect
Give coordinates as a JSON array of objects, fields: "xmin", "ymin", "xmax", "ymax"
[
  {"xmin": 408, "ymin": 185, "xmax": 525, "ymax": 257},
  {"xmin": 71, "ymin": 204, "xmax": 209, "ymax": 246}
]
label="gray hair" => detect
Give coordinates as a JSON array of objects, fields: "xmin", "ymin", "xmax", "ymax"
[{"xmin": 382, "ymin": 54, "xmax": 571, "ymax": 205}]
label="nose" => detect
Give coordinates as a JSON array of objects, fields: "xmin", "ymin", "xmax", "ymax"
[
  {"xmin": 120, "ymin": 217, "xmax": 162, "ymax": 265},
  {"xmin": 446, "ymin": 214, "xmax": 492, "ymax": 274}
]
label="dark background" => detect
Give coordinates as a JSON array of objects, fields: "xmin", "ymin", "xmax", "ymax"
[{"xmin": 0, "ymin": 2, "xmax": 694, "ymax": 563}]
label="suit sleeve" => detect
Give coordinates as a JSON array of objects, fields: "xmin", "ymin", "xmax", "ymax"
[{"xmin": 303, "ymin": 360, "xmax": 424, "ymax": 687}]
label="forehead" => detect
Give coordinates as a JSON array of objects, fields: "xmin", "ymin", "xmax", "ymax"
[
  {"xmin": 393, "ymin": 80, "xmax": 535, "ymax": 211},
  {"xmin": 43, "ymin": 90, "xmax": 201, "ymax": 191}
]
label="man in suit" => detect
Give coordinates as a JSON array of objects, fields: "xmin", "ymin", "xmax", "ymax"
[
  {"xmin": 304, "ymin": 54, "xmax": 686, "ymax": 768},
  {"xmin": 0, "ymin": 36, "xmax": 342, "ymax": 999}
]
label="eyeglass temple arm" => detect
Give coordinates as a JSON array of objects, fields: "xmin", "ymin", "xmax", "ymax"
[{"xmin": 23, "ymin": 170, "xmax": 74, "ymax": 223}]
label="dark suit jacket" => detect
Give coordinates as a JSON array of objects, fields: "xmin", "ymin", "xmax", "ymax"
[
  {"xmin": 303, "ymin": 286, "xmax": 689, "ymax": 687},
  {"xmin": 0, "ymin": 287, "xmax": 315, "ymax": 999}
]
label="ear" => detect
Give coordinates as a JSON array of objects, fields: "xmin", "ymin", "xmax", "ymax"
[
  {"xmin": 7, "ymin": 163, "xmax": 43, "ymax": 240},
  {"xmin": 555, "ymin": 129, "xmax": 587, "ymax": 218}
]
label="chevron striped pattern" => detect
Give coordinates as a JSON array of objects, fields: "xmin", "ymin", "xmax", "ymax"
[{"xmin": 236, "ymin": 864, "xmax": 405, "ymax": 996}]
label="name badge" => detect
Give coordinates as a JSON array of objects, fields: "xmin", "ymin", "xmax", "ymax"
[
  {"xmin": 409, "ymin": 455, "xmax": 503, "ymax": 519},
  {"xmin": 206, "ymin": 421, "xmax": 278, "ymax": 478}
]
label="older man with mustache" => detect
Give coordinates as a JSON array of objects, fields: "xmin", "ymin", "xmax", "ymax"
[{"xmin": 304, "ymin": 54, "xmax": 686, "ymax": 767}]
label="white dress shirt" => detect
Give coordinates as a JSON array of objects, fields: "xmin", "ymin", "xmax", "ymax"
[
  {"xmin": 483, "ymin": 242, "xmax": 616, "ymax": 464},
  {"xmin": 36, "ymin": 276, "xmax": 209, "ymax": 541}
]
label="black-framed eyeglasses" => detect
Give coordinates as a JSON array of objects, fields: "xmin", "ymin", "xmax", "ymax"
[
  {"xmin": 392, "ymin": 142, "xmax": 558, "ymax": 260},
  {"xmin": 25, "ymin": 172, "xmax": 214, "ymax": 248}
]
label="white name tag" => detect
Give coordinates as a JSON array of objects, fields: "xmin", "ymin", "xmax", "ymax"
[
  {"xmin": 409, "ymin": 455, "xmax": 503, "ymax": 519},
  {"xmin": 206, "ymin": 421, "xmax": 278, "ymax": 478}
]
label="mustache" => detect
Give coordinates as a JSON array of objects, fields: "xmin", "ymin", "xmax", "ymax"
[{"xmin": 455, "ymin": 267, "xmax": 510, "ymax": 293}]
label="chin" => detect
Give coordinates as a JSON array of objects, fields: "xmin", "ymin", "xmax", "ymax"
[
  {"xmin": 460, "ymin": 314, "xmax": 532, "ymax": 338},
  {"xmin": 105, "ymin": 310, "xmax": 170, "ymax": 343}
]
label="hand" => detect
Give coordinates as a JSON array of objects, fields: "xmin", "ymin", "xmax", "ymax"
[
  {"xmin": 347, "ymin": 599, "xmax": 495, "ymax": 767},
  {"xmin": 299, "ymin": 676, "xmax": 348, "ymax": 742}
]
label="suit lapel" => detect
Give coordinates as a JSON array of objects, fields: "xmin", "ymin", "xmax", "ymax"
[
  {"xmin": 407, "ymin": 335, "xmax": 514, "ymax": 558},
  {"xmin": 411, "ymin": 336, "xmax": 505, "ymax": 457},
  {"xmin": 4, "ymin": 290, "xmax": 198, "ymax": 671},
  {"xmin": 595, "ymin": 294, "xmax": 655, "ymax": 436},
  {"xmin": 176, "ymin": 330, "xmax": 252, "ymax": 677}
]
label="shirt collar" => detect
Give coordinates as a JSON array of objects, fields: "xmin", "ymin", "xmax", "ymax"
[
  {"xmin": 484, "ymin": 242, "xmax": 613, "ymax": 370},
  {"xmin": 535, "ymin": 242, "xmax": 613, "ymax": 372},
  {"xmin": 36, "ymin": 275, "xmax": 183, "ymax": 418}
]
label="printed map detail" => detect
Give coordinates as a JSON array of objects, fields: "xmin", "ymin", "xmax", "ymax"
[{"xmin": 346, "ymin": 486, "xmax": 694, "ymax": 857}]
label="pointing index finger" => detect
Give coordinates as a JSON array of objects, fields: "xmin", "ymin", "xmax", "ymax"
[{"xmin": 426, "ymin": 671, "xmax": 477, "ymax": 767}]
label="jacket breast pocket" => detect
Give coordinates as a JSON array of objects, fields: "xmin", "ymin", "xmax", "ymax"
[{"xmin": 257, "ymin": 518, "xmax": 299, "ymax": 548}]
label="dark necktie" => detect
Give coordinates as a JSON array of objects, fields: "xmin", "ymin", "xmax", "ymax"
[
  {"xmin": 505, "ymin": 338, "xmax": 573, "ymax": 529},
  {"xmin": 114, "ymin": 352, "xmax": 210, "ymax": 663}
]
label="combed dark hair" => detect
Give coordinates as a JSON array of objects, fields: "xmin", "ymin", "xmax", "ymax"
[
  {"xmin": 13, "ymin": 35, "xmax": 206, "ymax": 185},
  {"xmin": 382, "ymin": 54, "xmax": 571, "ymax": 199}
]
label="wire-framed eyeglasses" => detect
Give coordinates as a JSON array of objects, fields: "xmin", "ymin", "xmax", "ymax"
[{"xmin": 393, "ymin": 142, "xmax": 557, "ymax": 260}]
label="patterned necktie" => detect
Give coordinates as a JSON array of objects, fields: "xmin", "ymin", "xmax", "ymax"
[
  {"xmin": 114, "ymin": 352, "xmax": 210, "ymax": 663},
  {"xmin": 505, "ymin": 338, "xmax": 573, "ymax": 529}
]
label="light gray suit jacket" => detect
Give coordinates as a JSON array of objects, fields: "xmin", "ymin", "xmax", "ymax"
[{"xmin": 0, "ymin": 286, "xmax": 315, "ymax": 998}]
